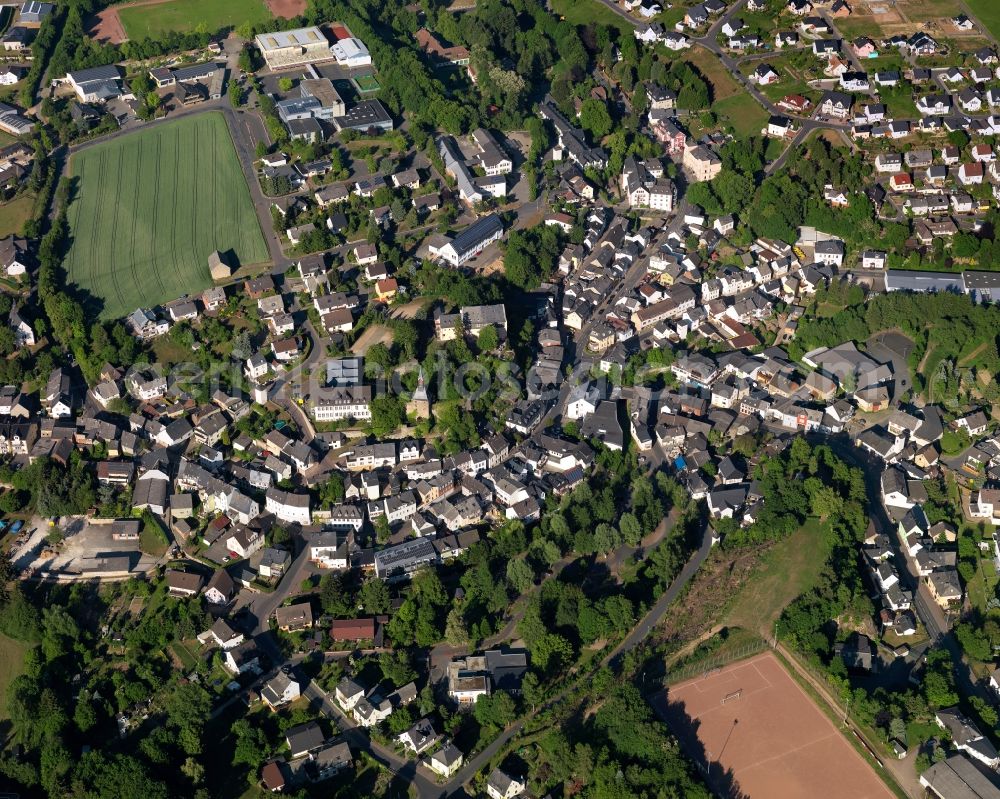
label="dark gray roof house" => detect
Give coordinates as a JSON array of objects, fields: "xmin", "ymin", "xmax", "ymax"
[
  {"xmin": 579, "ymin": 400, "xmax": 624, "ymax": 450},
  {"xmin": 835, "ymin": 632, "xmax": 874, "ymax": 673},
  {"xmin": 286, "ymin": 721, "xmax": 325, "ymax": 758}
]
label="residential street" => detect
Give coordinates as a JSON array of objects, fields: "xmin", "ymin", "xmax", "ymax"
[
  {"xmin": 827, "ymin": 437, "xmax": 992, "ymax": 713},
  {"xmin": 583, "ymin": 0, "xmax": 857, "ymax": 156},
  {"xmin": 243, "ymin": 502, "xmax": 711, "ymax": 799},
  {"xmin": 607, "ymin": 515, "xmax": 710, "ymax": 667}
]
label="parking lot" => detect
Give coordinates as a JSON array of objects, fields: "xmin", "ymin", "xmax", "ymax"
[{"xmin": 12, "ymin": 515, "xmax": 158, "ymax": 577}]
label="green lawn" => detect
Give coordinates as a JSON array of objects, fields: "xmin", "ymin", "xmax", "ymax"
[
  {"xmin": 65, "ymin": 112, "xmax": 269, "ymax": 320},
  {"xmin": 721, "ymin": 517, "xmax": 833, "ymax": 636},
  {"xmin": 118, "ymin": 0, "xmax": 273, "ymax": 39},
  {"xmin": 352, "ymin": 74, "xmax": 381, "ymax": 93},
  {"xmin": 967, "ymin": 551, "xmax": 999, "ymax": 615},
  {"xmin": 833, "ymin": 16, "xmax": 886, "ymax": 41},
  {"xmin": 905, "ymin": 0, "xmax": 962, "ymax": 24},
  {"xmin": 550, "ymin": 0, "xmax": 634, "ymax": 35},
  {"xmin": 140, "ymin": 520, "xmax": 169, "ymax": 556},
  {"xmin": 880, "ymin": 84, "xmax": 918, "ymax": 119},
  {"xmin": 169, "ymin": 640, "xmax": 199, "ymax": 670},
  {"xmin": 713, "ymin": 92, "xmax": 769, "ymax": 137},
  {"xmin": 0, "ymin": 632, "xmax": 28, "ymax": 721},
  {"xmin": 655, "ymin": 6, "xmax": 686, "ymax": 29},
  {"xmin": 967, "ymin": 0, "xmax": 1000, "ymax": 42},
  {"xmin": 0, "ymin": 192, "xmax": 34, "ymax": 238}
]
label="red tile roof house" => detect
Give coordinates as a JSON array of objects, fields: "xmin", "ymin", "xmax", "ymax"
[
  {"xmin": 972, "ymin": 144, "xmax": 995, "ymax": 163},
  {"xmin": 330, "ymin": 617, "xmax": 376, "ymax": 642},
  {"xmin": 959, "ymin": 162, "xmax": 984, "ymax": 185},
  {"xmin": 778, "ymin": 94, "xmax": 811, "ymax": 114},
  {"xmin": 261, "ymin": 760, "xmax": 285, "ymax": 792},
  {"xmin": 375, "ymin": 277, "xmax": 398, "ymax": 301},
  {"xmin": 889, "ymin": 172, "xmax": 913, "ymax": 192}
]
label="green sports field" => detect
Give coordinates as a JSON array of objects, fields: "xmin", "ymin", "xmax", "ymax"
[
  {"xmin": 117, "ymin": 0, "xmax": 273, "ymax": 39},
  {"xmin": 65, "ymin": 112, "xmax": 269, "ymax": 320}
]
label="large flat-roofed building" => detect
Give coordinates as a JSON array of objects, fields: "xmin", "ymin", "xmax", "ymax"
[
  {"xmin": 884, "ymin": 270, "xmax": 965, "ymax": 294},
  {"xmin": 333, "ymin": 99, "xmax": 393, "ymax": 133},
  {"xmin": 277, "ymin": 96, "xmax": 320, "ymax": 122},
  {"xmin": 19, "ymin": 0, "xmax": 53, "ymax": 25},
  {"xmin": 374, "ymin": 537, "xmax": 438, "ymax": 580},
  {"xmin": 300, "ymin": 78, "xmax": 345, "ymax": 118},
  {"xmin": 964, "ymin": 271, "xmax": 1000, "ymax": 304},
  {"xmin": 255, "ymin": 27, "xmax": 334, "ymax": 70},
  {"xmin": 428, "ymin": 214, "xmax": 504, "ymax": 266}
]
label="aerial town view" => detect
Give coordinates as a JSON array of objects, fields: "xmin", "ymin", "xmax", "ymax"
[{"xmin": 8, "ymin": 0, "xmax": 1000, "ymax": 797}]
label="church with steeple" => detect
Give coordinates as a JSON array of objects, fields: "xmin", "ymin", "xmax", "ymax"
[{"xmin": 407, "ymin": 367, "xmax": 431, "ymax": 421}]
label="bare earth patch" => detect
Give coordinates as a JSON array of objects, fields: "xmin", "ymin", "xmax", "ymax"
[
  {"xmin": 390, "ymin": 299, "xmax": 428, "ymax": 320},
  {"xmin": 479, "ymin": 256, "xmax": 505, "ymax": 277},
  {"xmin": 351, "ymin": 324, "xmax": 394, "ymax": 355},
  {"xmin": 88, "ymin": 5, "xmax": 128, "ymax": 43},
  {"xmin": 265, "ymin": 0, "xmax": 305, "ymax": 19}
]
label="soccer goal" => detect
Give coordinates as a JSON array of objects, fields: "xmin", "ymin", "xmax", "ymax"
[{"xmin": 721, "ymin": 689, "xmax": 743, "ymax": 704}]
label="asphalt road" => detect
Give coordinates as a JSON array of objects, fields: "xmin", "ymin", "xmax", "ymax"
[
  {"xmin": 826, "ymin": 437, "xmax": 988, "ymax": 709},
  {"xmin": 583, "ymin": 0, "xmax": 862, "ymax": 185},
  {"xmin": 606, "ymin": 515, "xmax": 711, "ymax": 668},
  {"xmin": 303, "ymin": 681, "xmax": 447, "ymax": 798},
  {"xmin": 247, "ymin": 542, "xmax": 314, "ymax": 659},
  {"xmin": 249, "ymin": 503, "xmax": 712, "ymax": 799}
]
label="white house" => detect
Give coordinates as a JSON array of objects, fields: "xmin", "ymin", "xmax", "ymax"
[
  {"xmin": 487, "ymin": 769, "xmax": 527, "ymax": 799},
  {"xmin": 265, "ymin": 488, "xmax": 312, "ymax": 525},
  {"xmin": 335, "ymin": 677, "xmax": 366, "ymax": 711},
  {"xmin": 261, "ymin": 671, "xmax": 301, "ymax": 709},
  {"xmin": 428, "ymin": 742, "xmax": 464, "ymax": 778},
  {"xmin": 861, "ymin": 250, "xmax": 887, "ymax": 270},
  {"xmin": 310, "ymin": 532, "xmax": 348, "ymax": 569}
]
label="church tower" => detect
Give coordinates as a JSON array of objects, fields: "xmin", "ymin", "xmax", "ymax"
[{"xmin": 407, "ymin": 367, "xmax": 431, "ymax": 420}]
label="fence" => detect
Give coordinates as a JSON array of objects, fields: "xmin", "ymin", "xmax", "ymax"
[{"xmin": 663, "ymin": 637, "xmax": 771, "ymax": 686}]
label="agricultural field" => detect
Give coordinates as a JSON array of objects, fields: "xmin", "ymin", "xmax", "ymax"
[
  {"xmin": 117, "ymin": 0, "xmax": 273, "ymax": 39},
  {"xmin": 64, "ymin": 112, "xmax": 269, "ymax": 320},
  {"xmin": 967, "ymin": 0, "xmax": 1000, "ymax": 42}
]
